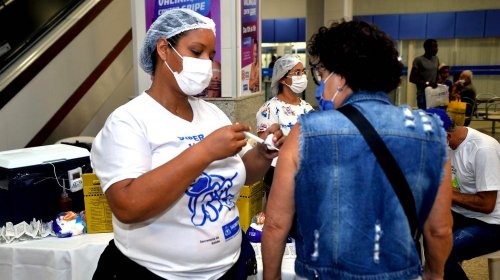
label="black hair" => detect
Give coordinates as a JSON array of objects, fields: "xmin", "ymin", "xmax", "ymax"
[
  {"xmin": 423, "ymin": 39, "xmax": 437, "ymax": 49},
  {"xmin": 307, "ymin": 20, "xmax": 403, "ymax": 93},
  {"xmin": 277, "ymin": 70, "xmax": 290, "ymax": 94},
  {"xmin": 150, "ymin": 32, "xmax": 188, "ymax": 75}
]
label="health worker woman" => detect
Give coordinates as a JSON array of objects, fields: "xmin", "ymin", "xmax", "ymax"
[
  {"xmin": 91, "ymin": 8, "xmax": 283, "ymax": 280},
  {"xmin": 255, "ymin": 54, "xmax": 313, "ymax": 191}
]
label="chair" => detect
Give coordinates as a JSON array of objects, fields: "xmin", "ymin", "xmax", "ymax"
[
  {"xmin": 476, "ymin": 93, "xmax": 496, "ymax": 118},
  {"xmin": 461, "ymin": 96, "xmax": 476, "ymax": 127},
  {"xmin": 483, "ymin": 97, "xmax": 500, "ymax": 134}
]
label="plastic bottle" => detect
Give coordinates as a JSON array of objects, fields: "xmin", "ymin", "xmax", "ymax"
[{"xmin": 59, "ymin": 188, "xmax": 72, "ymax": 212}]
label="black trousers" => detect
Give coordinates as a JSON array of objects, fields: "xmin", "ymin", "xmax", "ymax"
[{"xmin": 92, "ymin": 239, "xmax": 244, "ymax": 280}]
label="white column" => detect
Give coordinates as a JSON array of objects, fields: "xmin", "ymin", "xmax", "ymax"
[
  {"xmin": 304, "ymin": 0, "xmax": 353, "ymax": 106},
  {"xmin": 130, "ymin": 0, "xmax": 149, "ymax": 95},
  {"xmin": 407, "ymin": 40, "xmax": 416, "ymax": 108},
  {"xmin": 220, "ymin": 0, "xmax": 239, "ymax": 97},
  {"xmin": 324, "ymin": 0, "xmax": 353, "ymax": 24}
]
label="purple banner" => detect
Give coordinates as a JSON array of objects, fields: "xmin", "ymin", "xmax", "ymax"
[
  {"xmin": 241, "ymin": 0, "xmax": 259, "ymax": 94},
  {"xmin": 144, "ymin": 0, "xmax": 221, "ymax": 63}
]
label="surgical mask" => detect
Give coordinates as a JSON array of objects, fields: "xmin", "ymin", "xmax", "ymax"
[
  {"xmin": 315, "ymin": 73, "xmax": 339, "ymax": 111},
  {"xmin": 285, "ymin": 74, "xmax": 308, "ymax": 94},
  {"xmin": 164, "ymin": 42, "xmax": 212, "ymax": 96}
]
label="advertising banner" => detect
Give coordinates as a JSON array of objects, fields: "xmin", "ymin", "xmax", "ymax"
[
  {"xmin": 144, "ymin": 0, "xmax": 221, "ymax": 97},
  {"xmin": 241, "ymin": 0, "xmax": 260, "ymax": 95}
]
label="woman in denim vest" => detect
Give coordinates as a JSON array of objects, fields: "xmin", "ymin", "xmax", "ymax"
[{"xmin": 262, "ymin": 20, "xmax": 453, "ymax": 280}]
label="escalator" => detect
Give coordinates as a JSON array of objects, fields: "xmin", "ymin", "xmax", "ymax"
[
  {"xmin": 0, "ymin": 0, "xmax": 134, "ymax": 151},
  {"xmin": 0, "ymin": 0, "xmax": 85, "ymax": 74}
]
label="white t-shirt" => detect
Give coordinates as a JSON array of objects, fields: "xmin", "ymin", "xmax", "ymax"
[
  {"xmin": 451, "ymin": 127, "xmax": 500, "ymax": 225},
  {"xmin": 91, "ymin": 93, "xmax": 246, "ymax": 280}
]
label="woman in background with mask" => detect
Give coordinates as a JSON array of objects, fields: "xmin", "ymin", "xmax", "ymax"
[
  {"xmin": 255, "ymin": 54, "xmax": 313, "ymax": 193},
  {"xmin": 91, "ymin": 9, "xmax": 283, "ymax": 280},
  {"xmin": 262, "ymin": 20, "xmax": 453, "ymax": 280}
]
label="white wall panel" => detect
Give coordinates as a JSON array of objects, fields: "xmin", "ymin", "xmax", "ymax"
[
  {"xmin": 45, "ymin": 43, "xmax": 134, "ymax": 144},
  {"xmin": 0, "ymin": 0, "xmax": 132, "ymax": 150}
]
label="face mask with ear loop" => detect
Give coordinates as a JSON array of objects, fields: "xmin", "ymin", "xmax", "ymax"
[
  {"xmin": 284, "ymin": 74, "xmax": 308, "ymax": 94},
  {"xmin": 164, "ymin": 41, "xmax": 213, "ymax": 96},
  {"xmin": 315, "ymin": 72, "xmax": 343, "ymax": 111}
]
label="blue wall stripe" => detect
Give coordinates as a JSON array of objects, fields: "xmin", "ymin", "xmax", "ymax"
[
  {"xmin": 485, "ymin": 10, "xmax": 500, "ymax": 37},
  {"xmin": 262, "ymin": 20, "xmax": 275, "ymax": 43},
  {"xmin": 399, "ymin": 13, "xmax": 427, "ymax": 39},
  {"xmin": 263, "ymin": 9, "xmax": 499, "ymax": 43},
  {"xmin": 455, "ymin": 10, "xmax": 486, "ymax": 38},
  {"xmin": 298, "ymin": 18, "xmax": 306, "ymax": 42},
  {"xmin": 426, "ymin": 12, "xmax": 455, "ymax": 39},
  {"xmin": 274, "ymin": 18, "xmax": 299, "ymax": 43},
  {"xmin": 373, "ymin": 15, "xmax": 399, "ymax": 41}
]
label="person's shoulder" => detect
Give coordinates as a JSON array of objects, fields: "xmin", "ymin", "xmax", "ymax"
[
  {"xmin": 300, "ymin": 99, "xmax": 314, "ymax": 109},
  {"xmin": 300, "ymin": 98, "xmax": 311, "ymax": 105},
  {"xmin": 299, "ymin": 109, "xmax": 340, "ymax": 123},
  {"xmin": 467, "ymin": 128, "xmax": 499, "ymax": 147},
  {"xmin": 413, "ymin": 55, "xmax": 425, "ymax": 62},
  {"xmin": 263, "ymin": 97, "xmax": 280, "ymax": 107},
  {"xmin": 193, "ymin": 97, "xmax": 231, "ymax": 120},
  {"xmin": 109, "ymin": 92, "xmax": 149, "ymax": 118}
]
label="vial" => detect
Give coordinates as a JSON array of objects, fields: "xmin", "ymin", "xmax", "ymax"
[{"xmin": 59, "ymin": 189, "xmax": 73, "ymax": 212}]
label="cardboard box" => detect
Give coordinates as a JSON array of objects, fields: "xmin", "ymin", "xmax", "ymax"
[
  {"xmin": 0, "ymin": 144, "xmax": 91, "ymax": 225},
  {"xmin": 237, "ymin": 180, "xmax": 263, "ymax": 232},
  {"xmin": 82, "ymin": 173, "xmax": 113, "ymax": 233}
]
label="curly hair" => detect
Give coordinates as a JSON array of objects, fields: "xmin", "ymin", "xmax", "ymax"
[{"xmin": 307, "ymin": 20, "xmax": 403, "ymax": 93}]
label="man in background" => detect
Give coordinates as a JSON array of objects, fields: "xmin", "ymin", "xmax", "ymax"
[
  {"xmin": 268, "ymin": 55, "xmax": 277, "ymax": 68},
  {"xmin": 429, "ymin": 108, "xmax": 500, "ymax": 280},
  {"xmin": 410, "ymin": 39, "xmax": 440, "ymax": 109}
]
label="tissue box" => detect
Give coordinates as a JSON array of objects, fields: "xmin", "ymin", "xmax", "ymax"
[
  {"xmin": 82, "ymin": 173, "xmax": 113, "ymax": 233},
  {"xmin": 0, "ymin": 144, "xmax": 91, "ymax": 225},
  {"xmin": 237, "ymin": 180, "xmax": 264, "ymax": 231}
]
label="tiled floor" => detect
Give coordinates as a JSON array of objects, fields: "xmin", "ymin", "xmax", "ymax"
[{"xmin": 463, "ymin": 257, "xmax": 489, "ymax": 280}]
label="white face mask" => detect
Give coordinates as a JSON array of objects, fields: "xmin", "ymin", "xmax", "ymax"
[
  {"xmin": 164, "ymin": 42, "xmax": 213, "ymax": 96},
  {"xmin": 285, "ymin": 74, "xmax": 308, "ymax": 94}
]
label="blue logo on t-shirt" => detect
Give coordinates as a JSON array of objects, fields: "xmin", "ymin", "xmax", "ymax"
[
  {"xmin": 222, "ymin": 216, "xmax": 240, "ymax": 240},
  {"xmin": 186, "ymin": 172, "xmax": 238, "ymax": 226},
  {"xmin": 178, "ymin": 134, "xmax": 205, "ymax": 147}
]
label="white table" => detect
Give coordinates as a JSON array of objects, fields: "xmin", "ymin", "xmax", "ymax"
[
  {"xmin": 0, "ymin": 233, "xmax": 113, "ymax": 280},
  {"xmin": 0, "ymin": 233, "xmax": 296, "ymax": 280}
]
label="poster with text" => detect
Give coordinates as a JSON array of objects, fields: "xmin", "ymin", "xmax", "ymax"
[
  {"xmin": 144, "ymin": 0, "xmax": 222, "ymax": 97},
  {"xmin": 241, "ymin": 0, "xmax": 259, "ymax": 95}
]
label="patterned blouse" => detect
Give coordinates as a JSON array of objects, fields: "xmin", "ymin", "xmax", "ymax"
[{"xmin": 256, "ymin": 96, "xmax": 314, "ymax": 136}]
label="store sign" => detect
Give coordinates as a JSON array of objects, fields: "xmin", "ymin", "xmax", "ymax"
[
  {"xmin": 155, "ymin": 0, "xmax": 211, "ymax": 16},
  {"xmin": 241, "ymin": 0, "xmax": 260, "ymax": 95}
]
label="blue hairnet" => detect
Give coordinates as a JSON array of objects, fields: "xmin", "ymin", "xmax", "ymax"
[
  {"xmin": 270, "ymin": 54, "xmax": 302, "ymax": 95},
  {"xmin": 139, "ymin": 8, "xmax": 216, "ymax": 75},
  {"xmin": 425, "ymin": 108, "xmax": 453, "ymax": 131}
]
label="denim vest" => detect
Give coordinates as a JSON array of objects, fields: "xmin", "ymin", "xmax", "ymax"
[{"xmin": 294, "ymin": 91, "xmax": 447, "ymax": 279}]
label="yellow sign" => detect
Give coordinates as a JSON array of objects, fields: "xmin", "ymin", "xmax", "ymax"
[{"xmin": 82, "ymin": 173, "xmax": 113, "ymax": 233}]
